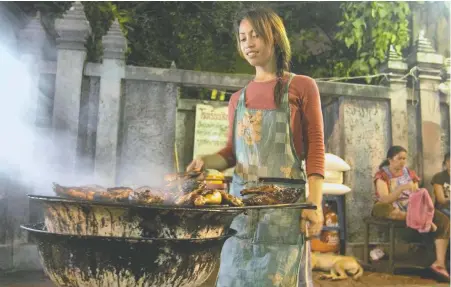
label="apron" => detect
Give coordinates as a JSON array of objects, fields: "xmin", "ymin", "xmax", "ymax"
[
  {"xmin": 382, "ymin": 166, "xmax": 413, "ymax": 211},
  {"xmin": 216, "ymin": 74, "xmax": 312, "ymax": 287}
]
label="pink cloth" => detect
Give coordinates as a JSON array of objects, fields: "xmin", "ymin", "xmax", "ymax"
[{"xmin": 406, "ymin": 188, "xmax": 435, "ymax": 233}]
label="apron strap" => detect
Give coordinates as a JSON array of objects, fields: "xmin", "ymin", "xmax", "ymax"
[
  {"xmin": 237, "ymin": 86, "xmax": 247, "ymax": 108},
  {"xmin": 238, "ymin": 73, "xmax": 296, "ymax": 109}
]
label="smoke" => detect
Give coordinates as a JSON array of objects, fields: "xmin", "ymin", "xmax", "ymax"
[
  {"xmin": 0, "ymin": 45, "xmax": 99, "ymax": 196},
  {"xmin": 0, "ymin": 46, "xmax": 34, "ymax": 180},
  {"xmin": 0, "ymin": 44, "xmax": 174, "ymax": 197},
  {"xmin": 0, "ymin": 46, "xmax": 60, "ymax": 195}
]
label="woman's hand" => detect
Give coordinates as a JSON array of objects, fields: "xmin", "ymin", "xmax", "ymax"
[
  {"xmin": 186, "ymin": 158, "xmax": 205, "ymax": 172},
  {"xmin": 300, "ymin": 207, "xmax": 324, "ymax": 238},
  {"xmin": 399, "ymin": 182, "xmax": 416, "ymax": 192},
  {"xmin": 186, "ymin": 154, "xmax": 229, "ymax": 173},
  {"xmin": 301, "ymin": 175, "xmax": 324, "ymax": 238}
]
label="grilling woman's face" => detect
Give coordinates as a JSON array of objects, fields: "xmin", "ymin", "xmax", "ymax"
[{"xmin": 238, "ymin": 19, "xmax": 273, "ymax": 67}]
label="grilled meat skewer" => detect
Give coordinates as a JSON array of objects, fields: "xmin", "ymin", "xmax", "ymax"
[{"xmin": 240, "ymin": 184, "xmax": 282, "ymax": 195}]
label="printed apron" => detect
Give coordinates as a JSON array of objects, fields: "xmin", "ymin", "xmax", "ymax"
[
  {"xmin": 382, "ymin": 166, "xmax": 413, "ymax": 211},
  {"xmin": 216, "ymin": 74, "xmax": 312, "ymax": 287}
]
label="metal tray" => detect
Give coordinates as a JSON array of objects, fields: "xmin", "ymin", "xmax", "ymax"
[{"xmin": 28, "ymin": 194, "xmax": 316, "ymax": 211}]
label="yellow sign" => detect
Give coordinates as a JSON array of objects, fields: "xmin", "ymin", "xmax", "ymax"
[{"xmin": 193, "ymin": 104, "xmax": 233, "ymax": 176}]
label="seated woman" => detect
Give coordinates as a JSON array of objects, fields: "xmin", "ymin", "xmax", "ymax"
[
  {"xmin": 372, "ymin": 146, "xmax": 450, "ymax": 281},
  {"xmin": 432, "ymin": 152, "xmax": 450, "ymax": 217}
]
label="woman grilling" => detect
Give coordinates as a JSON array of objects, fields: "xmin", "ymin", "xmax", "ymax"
[{"xmin": 186, "ymin": 7, "xmax": 324, "ymax": 286}]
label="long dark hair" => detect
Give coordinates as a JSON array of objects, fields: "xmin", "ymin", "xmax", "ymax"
[
  {"xmin": 234, "ymin": 7, "xmax": 291, "ymax": 107},
  {"xmin": 379, "ymin": 145, "xmax": 407, "ymax": 169}
]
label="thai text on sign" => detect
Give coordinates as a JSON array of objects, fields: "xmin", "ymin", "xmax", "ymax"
[{"xmin": 193, "ymin": 104, "xmax": 233, "ymax": 175}]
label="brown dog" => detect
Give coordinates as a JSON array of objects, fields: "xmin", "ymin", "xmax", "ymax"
[{"xmin": 311, "ymin": 252, "xmax": 364, "ymax": 281}]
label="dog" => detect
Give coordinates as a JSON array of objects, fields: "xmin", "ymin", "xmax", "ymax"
[{"xmin": 311, "ymin": 252, "xmax": 364, "ymax": 281}]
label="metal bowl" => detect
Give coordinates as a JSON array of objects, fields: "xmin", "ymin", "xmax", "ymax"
[
  {"xmin": 29, "ymin": 194, "xmax": 315, "ymax": 239},
  {"xmin": 22, "ymin": 223, "xmax": 235, "ymax": 287},
  {"xmin": 29, "ymin": 194, "xmax": 244, "ymax": 239}
]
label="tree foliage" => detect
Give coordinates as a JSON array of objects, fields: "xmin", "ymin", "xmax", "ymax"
[
  {"xmin": 335, "ymin": 2, "xmax": 411, "ymax": 80},
  {"xmin": 14, "ymin": 1, "xmax": 420, "ymax": 83},
  {"xmin": 120, "ymin": 2, "xmax": 246, "ymax": 73}
]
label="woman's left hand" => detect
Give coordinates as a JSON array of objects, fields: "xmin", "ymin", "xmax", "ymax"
[{"xmin": 300, "ymin": 208, "xmax": 324, "ymax": 238}]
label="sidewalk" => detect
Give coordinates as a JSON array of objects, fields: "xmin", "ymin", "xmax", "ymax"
[
  {"xmin": 312, "ymin": 271, "xmax": 448, "ymax": 287},
  {"xmin": 0, "ymin": 270, "xmax": 447, "ymax": 287}
]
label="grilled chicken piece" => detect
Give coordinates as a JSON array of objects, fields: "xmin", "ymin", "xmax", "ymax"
[
  {"xmin": 241, "ymin": 185, "xmax": 302, "ymax": 206},
  {"xmin": 193, "ymin": 190, "xmax": 222, "ymax": 206},
  {"xmin": 175, "ymin": 186, "xmax": 243, "ymax": 207},
  {"xmin": 53, "ymin": 183, "xmax": 105, "ymax": 201},
  {"xmin": 174, "ymin": 182, "xmax": 215, "ymax": 206},
  {"xmin": 129, "ymin": 186, "xmax": 165, "ymax": 204},
  {"xmin": 217, "ymin": 190, "xmax": 244, "ymax": 207}
]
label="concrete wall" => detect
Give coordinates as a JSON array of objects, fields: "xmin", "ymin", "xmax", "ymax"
[
  {"xmin": 76, "ymin": 76, "xmax": 100, "ymax": 178},
  {"xmin": 341, "ymin": 98, "xmax": 392, "ymax": 242},
  {"xmin": 117, "ymin": 80, "xmax": 177, "ymax": 186},
  {"xmin": 440, "ymin": 102, "xmax": 450, "ymax": 156},
  {"xmin": 407, "ymin": 98, "xmax": 422, "ymax": 177}
]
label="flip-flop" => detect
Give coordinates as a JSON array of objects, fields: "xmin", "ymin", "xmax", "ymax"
[{"xmin": 430, "ymin": 265, "xmax": 450, "ymax": 282}]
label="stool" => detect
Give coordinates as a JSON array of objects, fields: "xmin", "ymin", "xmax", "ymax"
[{"xmin": 363, "ymin": 216, "xmax": 407, "ymax": 273}]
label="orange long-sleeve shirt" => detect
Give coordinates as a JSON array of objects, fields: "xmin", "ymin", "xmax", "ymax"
[{"xmin": 217, "ymin": 74, "xmax": 325, "ymax": 177}]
